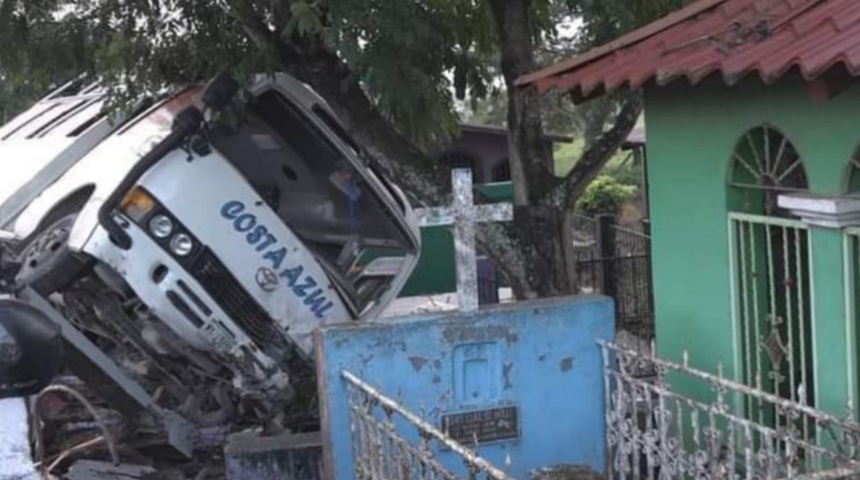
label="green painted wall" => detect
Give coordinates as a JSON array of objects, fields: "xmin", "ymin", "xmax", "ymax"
[
  {"xmin": 401, "ymin": 181, "xmax": 513, "ymax": 296},
  {"xmin": 645, "ymin": 74, "xmax": 860, "ymax": 415},
  {"xmin": 477, "ymin": 181, "xmax": 514, "ymax": 202},
  {"xmin": 401, "ymin": 226, "xmax": 456, "ymax": 296}
]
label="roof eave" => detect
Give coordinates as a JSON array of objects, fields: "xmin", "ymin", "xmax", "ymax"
[{"xmin": 515, "ymin": 0, "xmax": 730, "ymax": 89}]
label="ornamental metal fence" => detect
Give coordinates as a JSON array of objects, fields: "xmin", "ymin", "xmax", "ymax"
[
  {"xmin": 343, "ymin": 370, "xmax": 515, "ymax": 480},
  {"xmin": 600, "ymin": 339, "xmax": 860, "ymax": 480}
]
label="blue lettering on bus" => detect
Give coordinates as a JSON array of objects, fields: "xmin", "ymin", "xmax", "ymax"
[
  {"xmin": 279, "ymin": 265, "xmax": 303, "ymax": 287},
  {"xmin": 220, "ymin": 200, "xmax": 334, "ymax": 319},
  {"xmin": 221, "ymin": 200, "xmax": 244, "ymax": 219},
  {"xmin": 304, "ymin": 289, "xmax": 334, "ymax": 318},
  {"xmin": 263, "ymin": 247, "xmax": 287, "ymax": 270}
]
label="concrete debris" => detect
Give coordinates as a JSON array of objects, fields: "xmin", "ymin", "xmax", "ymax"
[
  {"xmin": 381, "ymin": 293, "xmax": 459, "ymax": 318},
  {"xmin": 65, "ymin": 460, "xmax": 156, "ymax": 480},
  {"xmin": 0, "ymin": 398, "xmax": 37, "ymax": 480},
  {"xmin": 382, "ymin": 289, "xmax": 515, "ymax": 320},
  {"xmin": 225, "ymin": 431, "xmax": 322, "ymax": 480},
  {"xmin": 530, "ymin": 465, "xmax": 605, "ymax": 480}
]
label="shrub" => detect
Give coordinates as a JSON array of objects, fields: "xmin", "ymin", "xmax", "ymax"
[{"xmin": 577, "ymin": 175, "xmax": 637, "ymax": 216}]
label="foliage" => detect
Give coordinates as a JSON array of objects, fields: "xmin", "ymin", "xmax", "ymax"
[
  {"xmin": 554, "ymin": 138, "xmax": 638, "ymax": 179},
  {"xmin": 462, "ymin": 86, "xmax": 579, "ymax": 136},
  {"xmin": 323, "ymin": 1, "xmax": 499, "ymax": 146},
  {"xmin": 0, "ymin": 0, "xmax": 673, "ymax": 148},
  {"xmin": 0, "ymin": 0, "xmax": 502, "ymax": 148},
  {"xmin": 0, "ymin": 0, "xmax": 685, "ymax": 297},
  {"xmin": 0, "ymin": 80, "xmax": 36, "ymax": 123},
  {"xmin": 603, "ymin": 157, "xmax": 642, "ymax": 186},
  {"xmin": 0, "ymin": 0, "xmax": 671, "ymax": 146},
  {"xmin": 566, "ymin": 0, "xmax": 690, "ymax": 45},
  {"xmin": 577, "ymin": 175, "xmax": 636, "ymax": 216}
]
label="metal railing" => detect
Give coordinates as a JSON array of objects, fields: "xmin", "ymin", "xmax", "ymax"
[
  {"xmin": 599, "ymin": 340, "xmax": 860, "ymax": 480},
  {"xmin": 343, "ymin": 370, "xmax": 515, "ymax": 480}
]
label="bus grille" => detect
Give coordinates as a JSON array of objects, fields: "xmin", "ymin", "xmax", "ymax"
[{"xmin": 190, "ymin": 248, "xmax": 280, "ymax": 346}]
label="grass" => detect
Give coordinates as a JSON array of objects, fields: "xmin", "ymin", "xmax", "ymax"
[
  {"xmin": 554, "ymin": 137, "xmax": 633, "ymax": 178},
  {"xmin": 554, "ymin": 138, "xmax": 585, "ymax": 176}
]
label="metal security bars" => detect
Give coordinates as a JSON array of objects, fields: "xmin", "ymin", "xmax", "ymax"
[
  {"xmin": 844, "ymin": 229, "xmax": 860, "ymax": 420},
  {"xmin": 599, "ymin": 340, "xmax": 860, "ymax": 480},
  {"xmin": 729, "ymin": 212, "xmax": 814, "ymax": 420},
  {"xmin": 342, "ymin": 370, "xmax": 515, "ymax": 480}
]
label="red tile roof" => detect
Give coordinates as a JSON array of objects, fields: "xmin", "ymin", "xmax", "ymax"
[{"xmin": 517, "ymin": 0, "xmax": 860, "ymax": 102}]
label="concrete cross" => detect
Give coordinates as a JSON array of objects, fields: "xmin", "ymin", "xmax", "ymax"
[{"xmin": 414, "ymin": 169, "xmax": 513, "ymax": 312}]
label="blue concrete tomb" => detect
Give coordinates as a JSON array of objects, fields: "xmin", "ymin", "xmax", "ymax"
[{"xmin": 315, "ymin": 295, "xmax": 614, "ymax": 480}]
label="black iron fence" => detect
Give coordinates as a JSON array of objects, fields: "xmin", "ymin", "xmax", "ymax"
[
  {"xmin": 574, "ymin": 215, "xmax": 655, "ymax": 363},
  {"xmin": 473, "ymin": 214, "xmax": 655, "ymax": 357},
  {"xmin": 476, "ymin": 256, "xmax": 500, "ymax": 305}
]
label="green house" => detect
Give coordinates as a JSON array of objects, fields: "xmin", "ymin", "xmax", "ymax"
[
  {"xmin": 402, "ymin": 181, "xmax": 513, "ymax": 297},
  {"xmin": 404, "ymin": 125, "xmax": 569, "ymax": 298},
  {"xmin": 521, "ymin": 0, "xmax": 860, "ymax": 420}
]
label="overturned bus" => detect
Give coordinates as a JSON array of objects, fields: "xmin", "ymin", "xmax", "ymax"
[{"xmin": 0, "ymin": 73, "xmax": 420, "ymax": 429}]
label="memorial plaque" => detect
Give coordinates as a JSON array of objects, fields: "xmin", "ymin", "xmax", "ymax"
[{"xmin": 441, "ymin": 406, "xmax": 519, "ymax": 445}]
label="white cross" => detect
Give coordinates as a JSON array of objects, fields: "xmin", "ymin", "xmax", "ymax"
[{"xmin": 414, "ymin": 169, "xmax": 513, "ymax": 312}]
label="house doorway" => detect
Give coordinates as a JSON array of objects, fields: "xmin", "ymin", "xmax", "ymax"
[{"xmin": 727, "ymin": 125, "xmax": 814, "ymax": 424}]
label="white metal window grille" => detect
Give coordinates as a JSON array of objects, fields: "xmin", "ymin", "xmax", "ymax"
[
  {"xmin": 845, "ymin": 147, "xmax": 860, "ymax": 194},
  {"xmin": 728, "ymin": 126, "xmax": 814, "ymax": 418},
  {"xmin": 843, "ymin": 229, "xmax": 860, "ymax": 420}
]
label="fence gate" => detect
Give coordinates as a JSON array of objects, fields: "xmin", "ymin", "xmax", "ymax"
[
  {"xmin": 601, "ymin": 340, "xmax": 860, "ymax": 480},
  {"xmin": 575, "ymin": 215, "xmax": 654, "ymax": 365},
  {"xmin": 342, "ymin": 370, "xmax": 515, "ymax": 480},
  {"xmin": 729, "ymin": 212, "xmax": 814, "ymax": 420}
]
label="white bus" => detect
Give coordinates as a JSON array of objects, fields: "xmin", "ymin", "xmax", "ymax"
[{"xmin": 0, "ymin": 73, "xmax": 420, "ymax": 425}]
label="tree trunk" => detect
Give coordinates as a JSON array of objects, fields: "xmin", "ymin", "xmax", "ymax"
[
  {"xmin": 509, "ymin": 206, "xmax": 570, "ymax": 297},
  {"xmin": 488, "ymin": 0, "xmax": 571, "ymax": 299}
]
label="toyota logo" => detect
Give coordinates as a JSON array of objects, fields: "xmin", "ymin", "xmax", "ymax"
[{"xmin": 255, "ymin": 267, "xmax": 279, "ymax": 292}]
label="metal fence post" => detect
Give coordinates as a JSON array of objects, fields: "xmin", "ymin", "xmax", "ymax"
[
  {"xmin": 642, "ymin": 219, "xmax": 655, "ymax": 322},
  {"xmin": 598, "ymin": 215, "xmax": 618, "ymax": 300}
]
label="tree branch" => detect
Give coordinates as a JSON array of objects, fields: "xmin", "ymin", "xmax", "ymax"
[
  {"xmin": 560, "ymin": 95, "xmax": 643, "ymax": 210},
  {"xmin": 226, "ymin": 0, "xmax": 531, "ymax": 294},
  {"xmin": 223, "ymin": 0, "xmax": 282, "ymax": 60}
]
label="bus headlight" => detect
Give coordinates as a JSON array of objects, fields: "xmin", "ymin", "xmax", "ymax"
[
  {"xmin": 149, "ymin": 215, "xmax": 174, "ymax": 239},
  {"xmin": 170, "ymin": 233, "xmax": 194, "ymax": 256}
]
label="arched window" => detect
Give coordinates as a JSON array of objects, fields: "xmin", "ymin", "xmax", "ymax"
[
  {"xmin": 844, "ymin": 145, "xmax": 860, "ymax": 194},
  {"xmin": 438, "ymin": 149, "xmax": 481, "ymax": 184},
  {"xmin": 729, "ymin": 124, "xmax": 808, "ymax": 216},
  {"xmin": 728, "ymin": 125, "xmax": 814, "ymax": 413}
]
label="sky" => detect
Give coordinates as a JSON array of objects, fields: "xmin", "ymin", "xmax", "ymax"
[{"xmin": 453, "ymin": 14, "xmax": 583, "ymax": 120}]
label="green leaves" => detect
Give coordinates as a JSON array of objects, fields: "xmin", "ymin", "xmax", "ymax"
[
  {"xmin": 319, "ymin": 0, "xmax": 495, "ymax": 147},
  {"xmin": 283, "ymin": 1, "xmax": 322, "ymax": 37},
  {"xmin": 577, "ymin": 175, "xmax": 636, "ymax": 216},
  {"xmin": 0, "ymin": 0, "xmax": 681, "ymax": 152},
  {"xmin": 567, "ymin": 0, "xmax": 689, "ymax": 47}
]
